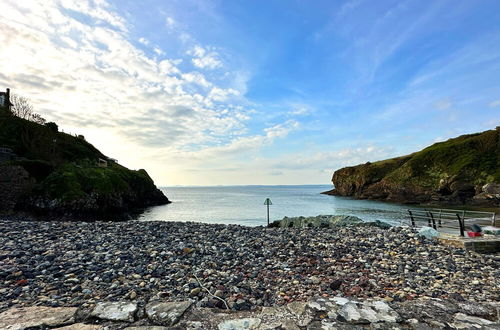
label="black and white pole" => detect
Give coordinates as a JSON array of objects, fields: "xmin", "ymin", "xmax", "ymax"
[{"xmin": 264, "ymin": 198, "xmax": 272, "ymax": 225}]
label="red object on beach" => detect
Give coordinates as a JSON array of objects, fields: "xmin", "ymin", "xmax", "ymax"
[{"xmin": 467, "ymin": 231, "xmax": 482, "ymax": 237}]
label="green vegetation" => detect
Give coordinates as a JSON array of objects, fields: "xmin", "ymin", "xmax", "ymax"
[
  {"xmin": 384, "ymin": 129, "xmax": 499, "ymax": 189},
  {"xmin": 331, "ymin": 128, "xmax": 500, "ymax": 205},
  {"xmin": 0, "ymin": 106, "xmax": 169, "ymax": 215}
]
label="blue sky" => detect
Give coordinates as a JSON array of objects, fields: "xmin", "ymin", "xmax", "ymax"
[{"xmin": 1, "ymin": 0, "xmax": 499, "ymax": 185}]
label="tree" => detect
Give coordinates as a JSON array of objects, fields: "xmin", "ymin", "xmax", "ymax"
[
  {"xmin": 11, "ymin": 93, "xmax": 46, "ymax": 124},
  {"xmin": 11, "ymin": 94, "xmax": 34, "ymax": 120},
  {"xmin": 45, "ymin": 122, "xmax": 58, "ymax": 132}
]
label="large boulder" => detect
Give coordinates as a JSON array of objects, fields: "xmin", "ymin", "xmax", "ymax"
[
  {"xmin": 0, "ymin": 306, "xmax": 77, "ymax": 330},
  {"xmin": 90, "ymin": 302, "xmax": 138, "ymax": 322}
]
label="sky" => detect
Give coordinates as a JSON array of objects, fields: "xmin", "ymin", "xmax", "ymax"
[{"xmin": 1, "ymin": 0, "xmax": 499, "ymax": 186}]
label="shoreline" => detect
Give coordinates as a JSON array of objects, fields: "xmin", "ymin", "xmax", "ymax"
[{"xmin": 1, "ymin": 218, "xmax": 499, "ymax": 328}]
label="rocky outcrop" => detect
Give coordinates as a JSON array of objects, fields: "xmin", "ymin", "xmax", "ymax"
[
  {"xmin": 324, "ymin": 128, "xmax": 500, "ymax": 206},
  {"xmin": 0, "ymin": 111, "xmax": 170, "ymax": 217},
  {"xmin": 269, "ymin": 214, "xmax": 392, "ymax": 229}
]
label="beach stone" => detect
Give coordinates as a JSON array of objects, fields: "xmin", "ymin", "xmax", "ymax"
[
  {"xmin": 450, "ymin": 312, "xmax": 495, "ymax": 329},
  {"xmin": 336, "ymin": 299, "xmax": 400, "ymax": 324},
  {"xmin": 287, "ymin": 301, "xmax": 307, "ymax": 316},
  {"xmin": 0, "ymin": 306, "xmax": 77, "ymax": 329},
  {"xmin": 91, "ymin": 302, "xmax": 137, "ymax": 322},
  {"xmin": 145, "ymin": 301, "xmax": 192, "ymax": 326},
  {"xmin": 218, "ymin": 318, "xmax": 261, "ymax": 330},
  {"xmin": 56, "ymin": 324, "xmax": 102, "ymax": 330}
]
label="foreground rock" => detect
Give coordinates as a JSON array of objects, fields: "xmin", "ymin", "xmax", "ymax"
[
  {"xmin": 91, "ymin": 301, "xmax": 138, "ymax": 322},
  {"xmin": 0, "ymin": 219, "xmax": 498, "ymax": 313},
  {"xmin": 0, "ymin": 297, "xmax": 498, "ymax": 329},
  {"xmin": 0, "ymin": 306, "xmax": 77, "ymax": 329},
  {"xmin": 145, "ymin": 301, "xmax": 192, "ymax": 326},
  {"xmin": 269, "ymin": 214, "xmax": 392, "ymax": 229}
]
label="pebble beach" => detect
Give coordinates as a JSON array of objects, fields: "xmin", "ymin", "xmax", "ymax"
[{"xmin": 1, "ymin": 218, "xmax": 498, "ymax": 315}]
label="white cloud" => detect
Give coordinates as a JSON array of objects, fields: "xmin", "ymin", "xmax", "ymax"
[
  {"xmin": 0, "ymin": 0, "xmax": 268, "ymax": 184},
  {"xmin": 289, "ymin": 106, "xmax": 311, "ymax": 116},
  {"xmin": 165, "ymin": 16, "xmax": 176, "ymax": 29},
  {"xmin": 138, "ymin": 37, "xmax": 150, "ymax": 46},
  {"xmin": 153, "ymin": 46, "xmax": 164, "ymax": 56},
  {"xmin": 208, "ymin": 87, "xmax": 239, "ymax": 102},
  {"xmin": 188, "ymin": 45, "xmax": 223, "ymax": 69}
]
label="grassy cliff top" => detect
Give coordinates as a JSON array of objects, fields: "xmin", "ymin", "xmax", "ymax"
[
  {"xmin": 333, "ymin": 127, "xmax": 500, "ymax": 191},
  {"xmin": 384, "ymin": 128, "xmax": 499, "ymax": 188}
]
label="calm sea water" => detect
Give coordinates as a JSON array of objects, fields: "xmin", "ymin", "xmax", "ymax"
[{"xmin": 136, "ymin": 185, "xmax": 410, "ymax": 226}]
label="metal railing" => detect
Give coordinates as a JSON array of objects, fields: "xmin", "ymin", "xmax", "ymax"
[{"xmin": 405, "ymin": 208, "xmax": 496, "ymax": 237}]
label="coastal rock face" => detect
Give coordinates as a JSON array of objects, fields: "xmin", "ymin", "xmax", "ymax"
[
  {"xmin": 269, "ymin": 215, "xmax": 392, "ymax": 229},
  {"xmin": 325, "ymin": 128, "xmax": 500, "ymax": 206},
  {"xmin": 0, "ymin": 110, "xmax": 169, "ymax": 217}
]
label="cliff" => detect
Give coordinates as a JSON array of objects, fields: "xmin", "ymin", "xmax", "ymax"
[
  {"xmin": 0, "ymin": 107, "xmax": 170, "ymax": 217},
  {"xmin": 324, "ymin": 128, "xmax": 500, "ymax": 206}
]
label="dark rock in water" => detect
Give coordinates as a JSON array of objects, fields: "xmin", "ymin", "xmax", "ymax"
[{"xmin": 269, "ymin": 215, "xmax": 392, "ymax": 229}]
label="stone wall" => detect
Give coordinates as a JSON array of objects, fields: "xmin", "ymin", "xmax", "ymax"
[{"xmin": 0, "ymin": 165, "xmax": 33, "ymax": 212}]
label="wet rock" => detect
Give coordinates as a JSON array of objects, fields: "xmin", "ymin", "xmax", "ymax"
[
  {"xmin": 0, "ymin": 306, "xmax": 77, "ymax": 329},
  {"xmin": 145, "ymin": 301, "xmax": 192, "ymax": 326},
  {"xmin": 218, "ymin": 318, "xmax": 261, "ymax": 330},
  {"xmin": 91, "ymin": 301, "xmax": 137, "ymax": 322}
]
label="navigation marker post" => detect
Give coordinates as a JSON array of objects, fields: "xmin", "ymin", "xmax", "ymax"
[{"xmin": 264, "ymin": 198, "xmax": 272, "ymax": 226}]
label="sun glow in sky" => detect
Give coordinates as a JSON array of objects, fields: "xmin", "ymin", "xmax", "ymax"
[{"xmin": 1, "ymin": 0, "xmax": 500, "ymax": 185}]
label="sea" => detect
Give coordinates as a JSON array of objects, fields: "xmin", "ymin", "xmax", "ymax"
[{"xmin": 136, "ymin": 185, "xmax": 410, "ymax": 227}]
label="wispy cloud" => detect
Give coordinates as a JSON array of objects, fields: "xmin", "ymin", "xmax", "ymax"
[
  {"xmin": 489, "ymin": 100, "xmax": 500, "ymax": 108},
  {"xmin": 188, "ymin": 45, "xmax": 223, "ymax": 69}
]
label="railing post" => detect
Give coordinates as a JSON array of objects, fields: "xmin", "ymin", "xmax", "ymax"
[
  {"xmin": 492, "ymin": 213, "xmax": 496, "ymax": 226},
  {"xmin": 429, "ymin": 212, "xmax": 437, "ymax": 230},
  {"xmin": 408, "ymin": 210, "xmax": 415, "ymax": 227},
  {"xmin": 456, "ymin": 214, "xmax": 465, "ymax": 237},
  {"xmin": 438, "ymin": 209, "xmax": 442, "ymax": 227},
  {"xmin": 426, "ymin": 211, "xmax": 432, "ymax": 227}
]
